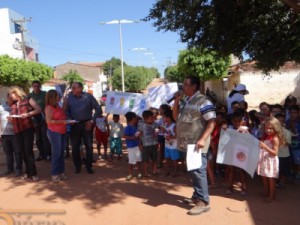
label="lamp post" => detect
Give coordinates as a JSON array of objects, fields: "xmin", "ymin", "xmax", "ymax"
[
  {"xmin": 100, "ymin": 19, "xmax": 139, "ymax": 92},
  {"xmin": 129, "ymin": 47, "xmax": 149, "ymax": 66}
]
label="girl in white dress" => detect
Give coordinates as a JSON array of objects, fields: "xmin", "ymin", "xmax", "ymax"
[{"xmin": 258, "ymin": 117, "xmax": 286, "ymax": 203}]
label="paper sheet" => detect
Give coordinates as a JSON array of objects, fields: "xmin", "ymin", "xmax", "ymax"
[{"xmin": 186, "ymin": 144, "xmax": 202, "ymax": 171}]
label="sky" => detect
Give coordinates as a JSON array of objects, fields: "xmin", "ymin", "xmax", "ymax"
[{"xmin": 0, "ymin": 0, "xmax": 187, "ymax": 76}]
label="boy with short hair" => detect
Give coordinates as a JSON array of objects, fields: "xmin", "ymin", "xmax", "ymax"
[
  {"xmin": 123, "ymin": 112, "xmax": 142, "ymax": 181},
  {"xmin": 139, "ymin": 110, "xmax": 160, "ymax": 177}
]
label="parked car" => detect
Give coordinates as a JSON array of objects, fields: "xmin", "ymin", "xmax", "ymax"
[{"xmin": 100, "ymin": 93, "xmax": 107, "ymax": 106}]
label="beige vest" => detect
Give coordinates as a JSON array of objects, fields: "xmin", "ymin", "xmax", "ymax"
[{"xmin": 176, "ymin": 92, "xmax": 211, "ymax": 153}]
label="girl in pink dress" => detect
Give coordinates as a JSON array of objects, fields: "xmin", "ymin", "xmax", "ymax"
[{"xmin": 258, "ymin": 117, "xmax": 286, "ymax": 203}]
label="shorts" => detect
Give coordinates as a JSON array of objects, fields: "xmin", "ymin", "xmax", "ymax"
[
  {"xmin": 110, "ymin": 137, "xmax": 122, "ymax": 155},
  {"xmin": 128, "ymin": 146, "xmax": 142, "ymax": 164},
  {"xmin": 164, "ymin": 147, "xmax": 180, "ymax": 160},
  {"xmin": 95, "ymin": 128, "xmax": 108, "ymax": 145},
  {"xmin": 142, "ymin": 145, "xmax": 158, "ymax": 163}
]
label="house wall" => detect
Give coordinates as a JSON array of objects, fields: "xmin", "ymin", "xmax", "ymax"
[
  {"xmin": 205, "ymin": 70, "xmax": 300, "ymax": 109},
  {"xmin": 54, "ymin": 63, "xmax": 101, "ymax": 82}
]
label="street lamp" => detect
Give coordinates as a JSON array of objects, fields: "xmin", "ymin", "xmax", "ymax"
[
  {"xmin": 129, "ymin": 47, "xmax": 149, "ymax": 66},
  {"xmin": 99, "ymin": 19, "xmax": 140, "ymax": 92}
]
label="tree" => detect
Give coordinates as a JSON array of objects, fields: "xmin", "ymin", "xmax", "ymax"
[
  {"xmin": 61, "ymin": 70, "xmax": 84, "ymax": 85},
  {"xmin": 177, "ymin": 48, "xmax": 231, "ymax": 91},
  {"xmin": 0, "ymin": 55, "xmax": 53, "ymax": 89},
  {"xmin": 164, "ymin": 65, "xmax": 184, "ymax": 83},
  {"xmin": 146, "ymin": 0, "xmax": 300, "ymax": 72},
  {"xmin": 102, "ymin": 57, "xmax": 126, "ymax": 76},
  {"xmin": 111, "ymin": 65, "xmax": 159, "ymax": 92}
]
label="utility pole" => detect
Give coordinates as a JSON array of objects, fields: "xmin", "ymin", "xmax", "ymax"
[{"xmin": 11, "ymin": 17, "xmax": 32, "ymax": 60}]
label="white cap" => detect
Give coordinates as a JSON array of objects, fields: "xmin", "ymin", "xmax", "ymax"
[{"xmin": 234, "ymin": 84, "xmax": 249, "ymax": 94}]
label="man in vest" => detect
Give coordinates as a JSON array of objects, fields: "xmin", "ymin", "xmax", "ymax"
[{"xmin": 173, "ymin": 75, "xmax": 216, "ymax": 216}]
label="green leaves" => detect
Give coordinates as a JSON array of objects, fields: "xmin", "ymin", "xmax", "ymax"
[
  {"xmin": 146, "ymin": 0, "xmax": 300, "ymax": 72},
  {"xmin": 111, "ymin": 65, "xmax": 159, "ymax": 92},
  {"xmin": 0, "ymin": 55, "xmax": 53, "ymax": 89},
  {"xmin": 61, "ymin": 70, "xmax": 84, "ymax": 85},
  {"xmin": 177, "ymin": 48, "xmax": 231, "ymax": 81}
]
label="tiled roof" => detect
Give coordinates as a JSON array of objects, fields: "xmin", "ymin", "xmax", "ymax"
[{"xmin": 229, "ymin": 61, "xmax": 300, "ymax": 72}]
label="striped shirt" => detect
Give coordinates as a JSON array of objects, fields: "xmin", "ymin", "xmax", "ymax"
[{"xmin": 185, "ymin": 91, "xmax": 216, "ymax": 121}]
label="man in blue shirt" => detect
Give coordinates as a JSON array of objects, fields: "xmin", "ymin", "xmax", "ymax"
[{"xmin": 65, "ymin": 82, "xmax": 102, "ymax": 174}]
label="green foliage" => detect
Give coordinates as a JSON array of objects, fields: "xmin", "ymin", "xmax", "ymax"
[
  {"xmin": 61, "ymin": 70, "xmax": 84, "ymax": 85},
  {"xmin": 177, "ymin": 48, "xmax": 231, "ymax": 81},
  {"xmin": 146, "ymin": 0, "xmax": 300, "ymax": 72},
  {"xmin": 111, "ymin": 65, "xmax": 159, "ymax": 92},
  {"xmin": 0, "ymin": 55, "xmax": 53, "ymax": 89},
  {"xmin": 102, "ymin": 57, "xmax": 126, "ymax": 76},
  {"xmin": 164, "ymin": 65, "xmax": 184, "ymax": 83}
]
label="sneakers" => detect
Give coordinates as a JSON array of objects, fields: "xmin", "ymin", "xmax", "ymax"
[
  {"xmin": 137, "ymin": 173, "xmax": 143, "ymax": 179},
  {"xmin": 187, "ymin": 201, "xmax": 210, "ymax": 215},
  {"xmin": 183, "ymin": 198, "xmax": 198, "ymax": 205},
  {"xmin": 126, "ymin": 175, "xmax": 133, "ymax": 181},
  {"xmin": 60, "ymin": 173, "xmax": 68, "ymax": 181},
  {"xmin": 32, "ymin": 176, "xmax": 39, "ymax": 181},
  {"xmin": 51, "ymin": 175, "xmax": 60, "ymax": 183},
  {"xmin": 21, "ymin": 174, "xmax": 29, "ymax": 180}
]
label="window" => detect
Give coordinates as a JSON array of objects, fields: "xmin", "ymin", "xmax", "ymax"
[{"xmin": 14, "ymin": 23, "xmax": 21, "ymax": 33}]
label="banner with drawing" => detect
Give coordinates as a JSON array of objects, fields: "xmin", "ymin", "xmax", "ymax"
[
  {"xmin": 148, "ymin": 82, "xmax": 179, "ymax": 108},
  {"xmin": 216, "ymin": 129, "xmax": 260, "ymax": 177},
  {"xmin": 104, "ymin": 91, "xmax": 148, "ymax": 116}
]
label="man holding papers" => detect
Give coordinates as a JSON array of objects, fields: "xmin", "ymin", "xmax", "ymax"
[{"xmin": 173, "ymin": 76, "xmax": 216, "ymax": 216}]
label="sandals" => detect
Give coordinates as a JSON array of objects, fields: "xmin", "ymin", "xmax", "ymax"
[{"xmin": 126, "ymin": 175, "xmax": 133, "ymax": 181}]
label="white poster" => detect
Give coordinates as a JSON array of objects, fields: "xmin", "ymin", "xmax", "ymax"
[
  {"xmin": 148, "ymin": 82, "xmax": 178, "ymax": 108},
  {"xmin": 104, "ymin": 91, "xmax": 148, "ymax": 116},
  {"xmin": 217, "ymin": 129, "xmax": 260, "ymax": 177}
]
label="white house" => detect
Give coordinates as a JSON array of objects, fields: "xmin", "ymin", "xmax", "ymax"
[
  {"xmin": 205, "ymin": 61, "xmax": 300, "ymax": 109},
  {"xmin": 0, "ymin": 8, "xmax": 39, "ymax": 61}
]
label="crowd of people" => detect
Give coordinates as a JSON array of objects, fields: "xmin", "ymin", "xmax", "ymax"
[{"xmin": 0, "ymin": 77, "xmax": 299, "ymax": 216}]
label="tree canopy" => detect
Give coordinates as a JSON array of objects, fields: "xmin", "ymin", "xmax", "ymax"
[
  {"xmin": 164, "ymin": 65, "xmax": 184, "ymax": 83},
  {"xmin": 102, "ymin": 57, "xmax": 126, "ymax": 76},
  {"xmin": 0, "ymin": 55, "xmax": 53, "ymax": 89},
  {"xmin": 177, "ymin": 48, "xmax": 231, "ymax": 81},
  {"xmin": 146, "ymin": 0, "xmax": 300, "ymax": 72},
  {"xmin": 111, "ymin": 65, "xmax": 159, "ymax": 92},
  {"xmin": 61, "ymin": 69, "xmax": 84, "ymax": 85}
]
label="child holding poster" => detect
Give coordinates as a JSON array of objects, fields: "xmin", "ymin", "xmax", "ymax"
[
  {"xmin": 258, "ymin": 117, "xmax": 286, "ymax": 203},
  {"xmin": 226, "ymin": 111, "xmax": 249, "ymax": 196}
]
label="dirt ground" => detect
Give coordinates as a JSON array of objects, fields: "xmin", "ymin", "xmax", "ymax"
[{"xmin": 0, "ymin": 141, "xmax": 299, "ymax": 225}]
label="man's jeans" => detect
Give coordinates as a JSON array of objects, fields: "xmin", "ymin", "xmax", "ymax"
[
  {"xmin": 70, "ymin": 122, "xmax": 93, "ymax": 171},
  {"xmin": 47, "ymin": 129, "xmax": 66, "ymax": 175},
  {"xmin": 1, "ymin": 135, "xmax": 22, "ymax": 172},
  {"xmin": 35, "ymin": 119, "xmax": 51, "ymax": 158},
  {"xmin": 189, "ymin": 153, "xmax": 210, "ymax": 204}
]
